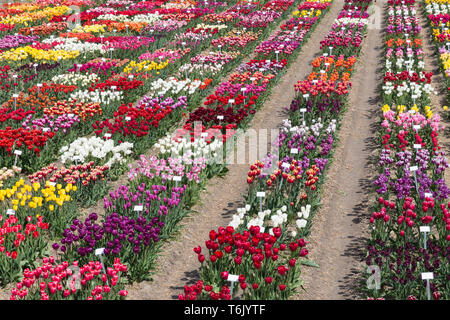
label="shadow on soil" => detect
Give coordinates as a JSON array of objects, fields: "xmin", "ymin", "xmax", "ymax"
[
  {"xmin": 335, "ymin": 25, "xmax": 384, "ymax": 299},
  {"xmin": 170, "ymin": 269, "xmax": 201, "ymax": 299}
]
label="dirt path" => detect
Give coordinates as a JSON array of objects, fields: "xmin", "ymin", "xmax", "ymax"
[
  {"xmin": 296, "ymin": 5, "xmax": 384, "ymax": 300},
  {"xmin": 126, "ymin": 0, "xmax": 345, "ymax": 300}
]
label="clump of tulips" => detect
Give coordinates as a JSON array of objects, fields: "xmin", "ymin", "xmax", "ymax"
[
  {"xmin": 179, "ymin": 225, "xmax": 313, "ymax": 300},
  {"xmin": 10, "ymin": 256, "xmax": 128, "ymax": 300}
]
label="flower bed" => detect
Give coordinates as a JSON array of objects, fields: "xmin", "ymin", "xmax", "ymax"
[
  {"xmin": 364, "ymin": 0, "xmax": 449, "ymax": 300},
  {"xmin": 423, "ymin": 0, "xmax": 450, "ymax": 105}
]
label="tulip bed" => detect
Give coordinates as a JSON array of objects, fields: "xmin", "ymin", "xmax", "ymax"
[
  {"xmin": 178, "ymin": 0, "xmax": 376, "ymax": 300},
  {"xmin": 2, "ymin": 0, "xmax": 447, "ymax": 301},
  {"xmin": 0, "ymin": 0, "xmax": 348, "ymax": 300},
  {"xmin": 364, "ymin": 0, "xmax": 450, "ymax": 300},
  {"xmin": 423, "ymin": 0, "xmax": 450, "ymax": 107}
]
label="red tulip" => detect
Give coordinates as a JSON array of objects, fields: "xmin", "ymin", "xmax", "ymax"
[
  {"xmin": 209, "ymin": 230, "xmax": 217, "ymax": 240},
  {"xmin": 289, "ymin": 258, "xmax": 296, "ymax": 267},
  {"xmin": 277, "ymin": 265, "xmax": 288, "ymax": 276},
  {"xmin": 297, "ymin": 238, "xmax": 306, "ymax": 247},
  {"xmin": 299, "ymin": 249, "xmax": 308, "ymax": 257},
  {"xmin": 289, "ymin": 242, "xmax": 298, "ymax": 252},
  {"xmin": 119, "ymin": 290, "xmax": 128, "ymax": 297}
]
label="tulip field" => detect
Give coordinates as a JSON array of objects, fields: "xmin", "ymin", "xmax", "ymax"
[{"xmin": 0, "ymin": 0, "xmax": 448, "ymax": 302}]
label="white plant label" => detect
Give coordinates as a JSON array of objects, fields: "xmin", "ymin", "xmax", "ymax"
[
  {"xmin": 420, "ymin": 226, "xmax": 430, "ymax": 232},
  {"xmin": 217, "ymin": 115, "xmax": 224, "ymax": 120},
  {"xmin": 282, "ymin": 162, "xmax": 290, "ymax": 169},
  {"xmin": 104, "ymin": 133, "xmax": 112, "ymax": 138},
  {"xmin": 424, "ymin": 192, "xmax": 432, "ymax": 198},
  {"xmin": 413, "ymin": 144, "xmax": 421, "ymax": 149},
  {"xmin": 14, "ymin": 150, "xmax": 22, "ymax": 156},
  {"xmin": 421, "ymin": 272, "xmax": 434, "ymax": 280},
  {"xmin": 410, "ymin": 166, "xmax": 418, "ymax": 172},
  {"xmin": 290, "ymin": 148, "xmax": 299, "ymax": 154},
  {"xmin": 134, "ymin": 205, "xmax": 143, "ymax": 211},
  {"xmin": 227, "ymin": 274, "xmax": 239, "ymax": 282},
  {"xmin": 256, "ymin": 192, "xmax": 266, "ymax": 197},
  {"xmin": 173, "ymin": 176, "xmax": 182, "ymax": 182},
  {"xmin": 6, "ymin": 209, "xmax": 15, "ymax": 215},
  {"xmin": 125, "ymin": 116, "xmax": 131, "ymax": 121},
  {"xmin": 95, "ymin": 248, "xmax": 105, "ymax": 256},
  {"xmin": 300, "ymin": 108, "xmax": 307, "ymax": 113}
]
